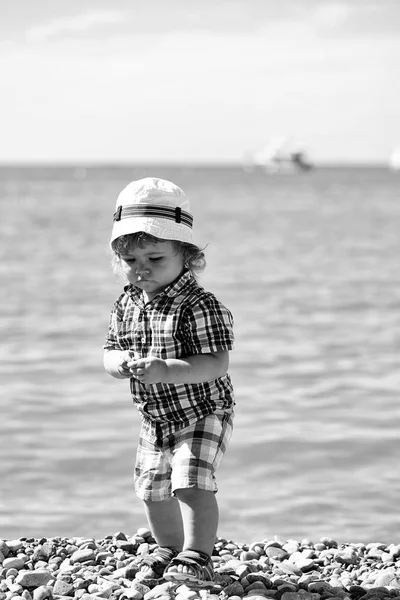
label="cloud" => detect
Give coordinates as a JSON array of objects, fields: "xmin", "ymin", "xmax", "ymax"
[
  {"xmin": 313, "ymin": 2, "xmax": 353, "ymax": 27},
  {"xmin": 26, "ymin": 9, "xmax": 126, "ymax": 42},
  {"xmin": 2, "ymin": 1, "xmax": 399, "ymax": 162},
  {"xmin": 20, "ymin": 0, "xmax": 400, "ymax": 45}
]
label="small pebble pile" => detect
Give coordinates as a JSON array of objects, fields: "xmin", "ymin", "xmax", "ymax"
[{"xmin": 1, "ymin": 530, "xmax": 400, "ymax": 600}]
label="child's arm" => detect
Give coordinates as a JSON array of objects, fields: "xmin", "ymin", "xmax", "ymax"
[
  {"xmin": 127, "ymin": 350, "xmax": 229, "ymax": 385},
  {"xmin": 103, "ymin": 349, "xmax": 134, "ymax": 379}
]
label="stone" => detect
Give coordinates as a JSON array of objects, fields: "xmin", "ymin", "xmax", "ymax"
[
  {"xmin": 78, "ymin": 542, "xmax": 97, "ymax": 551},
  {"xmin": 0, "ymin": 542, "xmax": 10, "ymax": 559},
  {"xmin": 70, "ymin": 550, "xmax": 96, "ymax": 565},
  {"xmin": 136, "ymin": 530, "xmax": 152, "ymax": 540},
  {"xmin": 16, "ymin": 571, "xmax": 53, "ymax": 588},
  {"xmin": 32, "ymin": 586, "xmax": 53, "ymax": 600},
  {"xmin": 303, "ymin": 576, "xmax": 324, "ymax": 588},
  {"xmin": 33, "ymin": 545, "xmax": 55, "ymax": 563},
  {"xmin": 137, "ymin": 544, "xmax": 150, "ymax": 556},
  {"xmin": 307, "ymin": 581, "xmax": 332, "ymax": 594},
  {"xmin": 292, "ymin": 595, "xmax": 321, "ymax": 600},
  {"xmin": 97, "ymin": 587, "xmax": 114, "ymax": 599},
  {"xmin": 373, "ymin": 572, "xmax": 400, "ymax": 588},
  {"xmin": 241, "ymin": 552, "xmax": 261, "ymax": 562},
  {"xmin": 247, "ymin": 583, "xmax": 268, "ymax": 592},
  {"xmin": 319, "ymin": 539, "xmax": 338, "ymax": 549},
  {"xmin": 279, "ymin": 561, "xmax": 302, "ymax": 576},
  {"xmin": 327, "ymin": 579, "xmax": 343, "ymax": 589},
  {"xmin": 296, "ymin": 559, "xmax": 316, "ymax": 573},
  {"xmin": 121, "ymin": 591, "xmax": 143, "ymax": 600},
  {"xmin": 175, "ymin": 591, "xmax": 198, "ymax": 600},
  {"xmin": 52, "ymin": 580, "xmax": 74, "ymax": 596},
  {"xmin": 113, "ymin": 533, "xmax": 128, "ymax": 541},
  {"xmin": 6, "ymin": 542, "xmax": 24, "ymax": 553},
  {"xmin": 265, "ymin": 548, "xmax": 289, "ymax": 561},
  {"xmin": 3, "ymin": 558, "xmax": 26, "ymax": 571},
  {"xmin": 2, "ymin": 533, "xmax": 400, "ymax": 600},
  {"xmin": 236, "ymin": 564, "xmax": 252, "ymax": 578},
  {"xmin": 221, "ymin": 582, "xmax": 245, "ymax": 597},
  {"xmin": 336, "ymin": 549, "xmax": 359, "ymax": 565},
  {"xmin": 112, "ymin": 564, "xmax": 138, "ymax": 580},
  {"xmin": 247, "ymin": 574, "xmax": 272, "ymax": 587},
  {"xmin": 283, "ymin": 543, "xmax": 300, "ymax": 555},
  {"xmin": 115, "ymin": 542, "xmax": 138, "ymax": 555},
  {"xmin": 249, "ymin": 543, "xmax": 266, "ymax": 556}
]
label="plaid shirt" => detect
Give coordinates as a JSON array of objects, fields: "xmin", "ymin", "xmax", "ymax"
[{"xmin": 104, "ymin": 270, "xmax": 234, "ymax": 443}]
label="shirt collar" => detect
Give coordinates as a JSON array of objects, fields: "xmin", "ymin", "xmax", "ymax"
[{"xmin": 124, "ymin": 269, "xmax": 195, "ymax": 303}]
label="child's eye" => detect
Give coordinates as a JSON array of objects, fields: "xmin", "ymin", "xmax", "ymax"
[{"xmin": 150, "ymin": 257, "xmax": 163, "ymax": 262}]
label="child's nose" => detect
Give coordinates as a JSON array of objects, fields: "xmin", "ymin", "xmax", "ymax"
[{"xmin": 135, "ymin": 262, "xmax": 150, "ymax": 274}]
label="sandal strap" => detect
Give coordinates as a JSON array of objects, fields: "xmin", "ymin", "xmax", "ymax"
[
  {"xmin": 140, "ymin": 546, "xmax": 178, "ymax": 568},
  {"xmin": 140, "ymin": 554, "xmax": 166, "ymax": 568},
  {"xmin": 169, "ymin": 550, "xmax": 210, "ymax": 567}
]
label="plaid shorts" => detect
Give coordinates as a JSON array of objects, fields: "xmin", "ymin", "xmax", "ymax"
[{"xmin": 134, "ymin": 411, "xmax": 234, "ymax": 501}]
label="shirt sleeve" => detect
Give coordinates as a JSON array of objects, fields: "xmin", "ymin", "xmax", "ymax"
[
  {"xmin": 103, "ymin": 298, "xmax": 124, "ymax": 351},
  {"xmin": 182, "ymin": 294, "xmax": 234, "ymax": 355}
]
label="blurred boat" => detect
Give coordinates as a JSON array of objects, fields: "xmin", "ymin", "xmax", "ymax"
[
  {"xmin": 388, "ymin": 148, "xmax": 400, "ymax": 171},
  {"xmin": 243, "ymin": 136, "xmax": 314, "ymax": 173}
]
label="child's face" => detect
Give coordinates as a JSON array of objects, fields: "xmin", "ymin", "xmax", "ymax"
[{"xmin": 119, "ymin": 240, "xmax": 185, "ymax": 300}]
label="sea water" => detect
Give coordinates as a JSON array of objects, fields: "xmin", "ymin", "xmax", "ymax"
[{"xmin": 0, "ymin": 165, "xmax": 399, "ymax": 543}]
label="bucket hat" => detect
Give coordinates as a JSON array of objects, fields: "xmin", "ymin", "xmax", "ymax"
[{"xmin": 111, "ymin": 177, "xmax": 194, "ymax": 245}]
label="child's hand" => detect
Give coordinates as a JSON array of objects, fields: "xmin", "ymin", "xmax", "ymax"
[
  {"xmin": 127, "ymin": 356, "xmax": 168, "ymax": 384},
  {"xmin": 117, "ymin": 351, "xmax": 135, "ymax": 378}
]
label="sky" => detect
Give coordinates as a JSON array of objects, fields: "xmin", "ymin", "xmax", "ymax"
[{"xmin": 1, "ymin": 0, "xmax": 400, "ymax": 164}]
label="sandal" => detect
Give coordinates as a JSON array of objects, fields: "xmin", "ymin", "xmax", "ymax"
[
  {"xmin": 163, "ymin": 549, "xmax": 214, "ymax": 587},
  {"xmin": 135, "ymin": 546, "xmax": 178, "ymax": 581}
]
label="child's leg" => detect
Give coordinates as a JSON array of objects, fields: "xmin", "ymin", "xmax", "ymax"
[
  {"xmin": 136, "ymin": 413, "xmax": 233, "ymax": 583},
  {"xmin": 175, "ymin": 487, "xmax": 218, "ymax": 556},
  {"xmin": 164, "ymin": 412, "xmax": 233, "ymax": 582},
  {"xmin": 134, "ymin": 431, "xmax": 183, "ymax": 579},
  {"xmin": 143, "ymin": 496, "xmax": 184, "ymax": 550}
]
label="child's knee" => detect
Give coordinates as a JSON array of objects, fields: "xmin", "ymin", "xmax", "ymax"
[{"xmin": 174, "ymin": 487, "xmax": 215, "ymax": 502}]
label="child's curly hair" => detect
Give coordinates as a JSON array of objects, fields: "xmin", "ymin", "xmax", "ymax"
[{"xmin": 111, "ymin": 232, "xmax": 206, "ymax": 278}]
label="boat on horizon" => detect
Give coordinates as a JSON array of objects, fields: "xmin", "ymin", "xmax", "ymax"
[
  {"xmin": 243, "ymin": 136, "xmax": 314, "ymax": 174},
  {"xmin": 388, "ymin": 147, "xmax": 400, "ymax": 171}
]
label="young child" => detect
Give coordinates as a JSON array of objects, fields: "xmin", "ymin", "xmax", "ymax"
[{"xmin": 103, "ymin": 177, "xmax": 234, "ymax": 586}]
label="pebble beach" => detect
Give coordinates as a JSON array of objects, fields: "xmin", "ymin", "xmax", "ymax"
[{"xmin": 1, "ymin": 531, "xmax": 399, "ymax": 600}]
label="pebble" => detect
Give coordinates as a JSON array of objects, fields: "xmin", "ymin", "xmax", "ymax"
[
  {"xmin": 32, "ymin": 586, "xmax": 52, "ymax": 600},
  {"xmin": 70, "ymin": 550, "xmax": 96, "ymax": 565},
  {"xmin": 3, "ymin": 558, "xmax": 26, "ymax": 571},
  {"xmin": 52, "ymin": 580, "xmax": 74, "ymax": 596},
  {"xmin": 15, "ymin": 572, "xmax": 53, "ymax": 588},
  {"xmin": 0, "ymin": 533, "xmax": 399, "ymax": 600}
]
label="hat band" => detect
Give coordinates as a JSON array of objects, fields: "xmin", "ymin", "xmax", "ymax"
[{"xmin": 113, "ymin": 204, "xmax": 193, "ymax": 228}]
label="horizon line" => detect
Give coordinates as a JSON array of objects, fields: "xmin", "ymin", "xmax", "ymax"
[{"xmin": 0, "ymin": 160, "xmax": 392, "ymax": 169}]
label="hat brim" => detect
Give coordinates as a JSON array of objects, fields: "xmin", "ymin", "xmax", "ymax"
[{"xmin": 111, "ymin": 216, "xmax": 194, "ymax": 245}]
